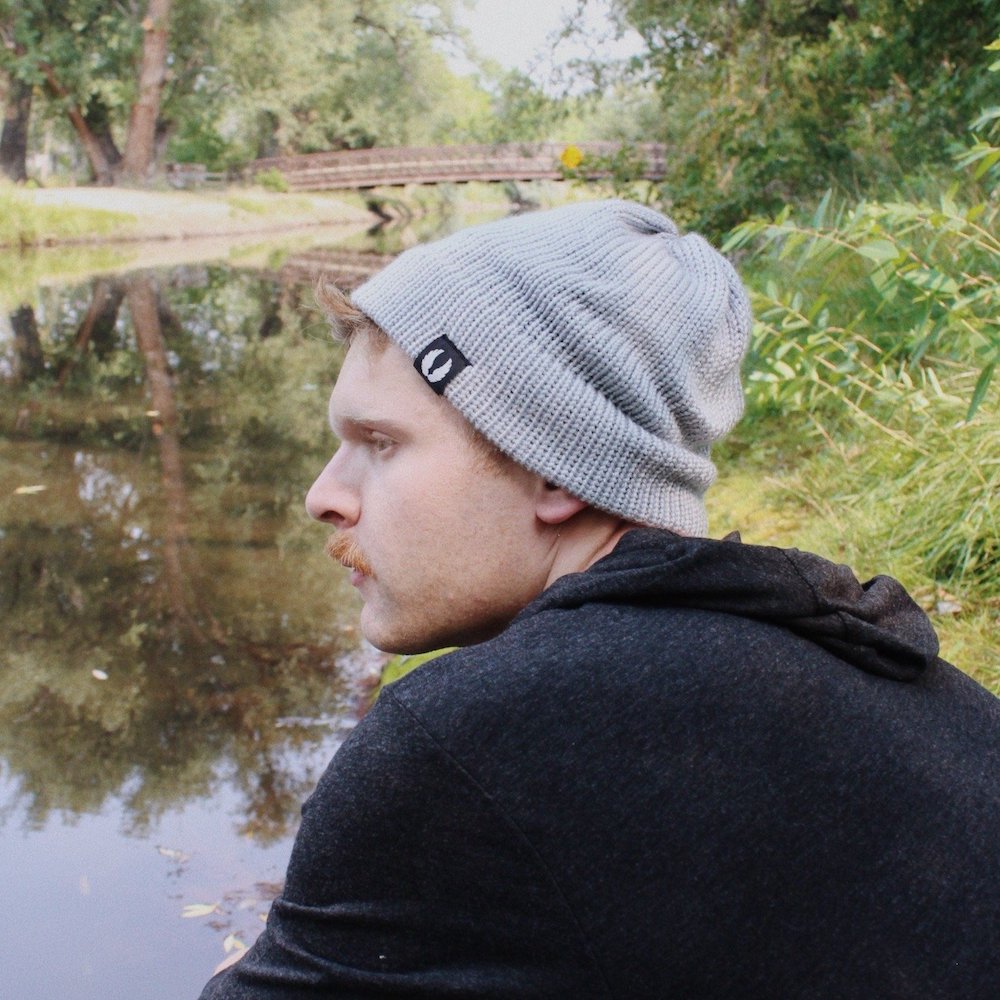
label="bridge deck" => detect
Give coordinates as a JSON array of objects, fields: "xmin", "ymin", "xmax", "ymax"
[{"xmin": 252, "ymin": 142, "xmax": 666, "ymax": 191}]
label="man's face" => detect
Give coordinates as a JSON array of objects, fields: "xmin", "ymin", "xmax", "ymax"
[{"xmin": 305, "ymin": 332, "xmax": 553, "ymax": 654}]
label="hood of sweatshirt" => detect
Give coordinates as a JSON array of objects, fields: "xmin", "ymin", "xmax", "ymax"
[{"xmin": 526, "ymin": 529, "xmax": 940, "ymax": 682}]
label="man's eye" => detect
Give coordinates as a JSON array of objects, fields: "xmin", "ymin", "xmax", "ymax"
[{"xmin": 369, "ymin": 433, "xmax": 394, "ymax": 453}]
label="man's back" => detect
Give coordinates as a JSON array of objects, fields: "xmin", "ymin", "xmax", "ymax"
[{"xmin": 203, "ymin": 531, "xmax": 999, "ymax": 998}]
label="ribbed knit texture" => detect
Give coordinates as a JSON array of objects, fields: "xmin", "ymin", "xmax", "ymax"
[{"xmin": 352, "ymin": 199, "xmax": 752, "ymax": 535}]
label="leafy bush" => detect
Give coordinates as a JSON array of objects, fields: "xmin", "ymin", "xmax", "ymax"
[
  {"xmin": 254, "ymin": 168, "xmax": 290, "ymax": 193},
  {"xmin": 722, "ymin": 145, "xmax": 997, "ymax": 600},
  {"xmin": 725, "ymin": 188, "xmax": 999, "ymax": 420}
]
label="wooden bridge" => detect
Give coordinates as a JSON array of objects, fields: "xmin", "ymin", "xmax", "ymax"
[{"xmin": 251, "ymin": 142, "xmax": 667, "ymax": 191}]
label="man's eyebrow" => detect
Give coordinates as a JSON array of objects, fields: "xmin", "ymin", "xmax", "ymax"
[{"xmin": 331, "ymin": 413, "xmax": 410, "ymax": 438}]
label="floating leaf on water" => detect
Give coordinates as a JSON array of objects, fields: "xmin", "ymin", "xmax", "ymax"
[
  {"xmin": 91, "ymin": 669, "xmax": 109, "ymax": 681},
  {"xmin": 157, "ymin": 846, "xmax": 191, "ymax": 864},
  {"xmin": 223, "ymin": 933, "xmax": 246, "ymax": 954},
  {"xmin": 14, "ymin": 484, "xmax": 47, "ymax": 495},
  {"xmin": 182, "ymin": 902, "xmax": 221, "ymax": 918}
]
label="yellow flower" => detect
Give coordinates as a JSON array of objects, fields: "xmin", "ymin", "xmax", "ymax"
[{"xmin": 560, "ymin": 145, "xmax": 583, "ymax": 170}]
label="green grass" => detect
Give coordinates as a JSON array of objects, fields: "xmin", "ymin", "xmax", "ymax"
[
  {"xmin": 226, "ymin": 191, "xmax": 318, "ymax": 216},
  {"xmin": 711, "ymin": 397, "xmax": 1000, "ymax": 694},
  {"xmin": 0, "ymin": 184, "xmax": 135, "ymax": 248}
]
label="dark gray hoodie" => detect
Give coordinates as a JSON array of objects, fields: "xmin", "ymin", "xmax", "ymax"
[{"xmin": 202, "ymin": 530, "xmax": 999, "ymax": 999}]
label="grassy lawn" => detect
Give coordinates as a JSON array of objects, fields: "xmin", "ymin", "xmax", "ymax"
[{"xmin": 0, "ymin": 184, "xmax": 135, "ymax": 247}]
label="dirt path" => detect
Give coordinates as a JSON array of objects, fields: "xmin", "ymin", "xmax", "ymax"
[{"xmin": 24, "ymin": 185, "xmax": 371, "ymax": 241}]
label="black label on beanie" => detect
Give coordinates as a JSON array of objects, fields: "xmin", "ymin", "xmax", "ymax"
[{"xmin": 414, "ymin": 336, "xmax": 470, "ymax": 395}]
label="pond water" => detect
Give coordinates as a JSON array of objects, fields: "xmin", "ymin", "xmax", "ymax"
[{"xmin": 0, "ymin": 208, "xmax": 507, "ymax": 999}]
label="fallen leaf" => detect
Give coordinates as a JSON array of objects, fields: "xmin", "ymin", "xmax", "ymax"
[
  {"xmin": 223, "ymin": 933, "xmax": 246, "ymax": 954},
  {"xmin": 14, "ymin": 484, "xmax": 47, "ymax": 495},
  {"xmin": 935, "ymin": 599, "xmax": 962, "ymax": 616},
  {"xmin": 935, "ymin": 588, "xmax": 963, "ymax": 616},
  {"xmin": 182, "ymin": 902, "xmax": 221, "ymax": 918},
  {"xmin": 157, "ymin": 846, "xmax": 191, "ymax": 864}
]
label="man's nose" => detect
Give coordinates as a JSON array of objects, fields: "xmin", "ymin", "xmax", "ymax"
[{"xmin": 305, "ymin": 451, "xmax": 359, "ymax": 527}]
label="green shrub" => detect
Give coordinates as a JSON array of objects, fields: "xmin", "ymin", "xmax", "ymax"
[
  {"xmin": 725, "ymin": 186, "xmax": 999, "ymax": 421},
  {"xmin": 254, "ymin": 168, "xmax": 289, "ymax": 194},
  {"xmin": 722, "ymin": 170, "xmax": 997, "ymax": 604}
]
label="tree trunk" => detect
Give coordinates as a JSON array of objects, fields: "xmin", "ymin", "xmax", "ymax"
[
  {"xmin": 0, "ymin": 77, "xmax": 33, "ymax": 182},
  {"xmin": 39, "ymin": 62, "xmax": 114, "ymax": 184},
  {"xmin": 54, "ymin": 278, "xmax": 125, "ymax": 390},
  {"xmin": 10, "ymin": 305, "xmax": 45, "ymax": 382},
  {"xmin": 83, "ymin": 97, "xmax": 123, "ymax": 173},
  {"xmin": 127, "ymin": 273, "xmax": 205, "ymax": 641},
  {"xmin": 119, "ymin": 0, "xmax": 173, "ymax": 183}
]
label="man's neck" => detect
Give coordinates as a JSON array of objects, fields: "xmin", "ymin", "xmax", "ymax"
[{"xmin": 543, "ymin": 514, "xmax": 636, "ymax": 590}]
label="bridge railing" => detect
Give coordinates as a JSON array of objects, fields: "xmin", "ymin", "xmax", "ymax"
[{"xmin": 251, "ymin": 142, "xmax": 667, "ymax": 190}]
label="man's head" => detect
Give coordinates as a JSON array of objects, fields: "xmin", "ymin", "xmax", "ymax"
[{"xmin": 307, "ymin": 199, "xmax": 751, "ymax": 653}]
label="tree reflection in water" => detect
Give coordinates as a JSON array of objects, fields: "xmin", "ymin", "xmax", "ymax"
[{"xmin": 1, "ymin": 263, "xmax": 365, "ymax": 845}]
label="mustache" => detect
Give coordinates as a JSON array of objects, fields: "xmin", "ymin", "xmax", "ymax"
[{"xmin": 324, "ymin": 533, "xmax": 376, "ymax": 578}]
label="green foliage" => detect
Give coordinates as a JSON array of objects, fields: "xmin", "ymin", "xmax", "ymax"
[
  {"xmin": 2, "ymin": 0, "xmax": 487, "ymax": 178},
  {"xmin": 797, "ymin": 381, "xmax": 999, "ymax": 592},
  {"xmin": 711, "ymin": 405, "xmax": 1000, "ymax": 690},
  {"xmin": 208, "ymin": 0, "xmax": 476, "ymax": 163},
  {"xmin": 954, "ymin": 39, "xmax": 1000, "ymax": 188},
  {"xmin": 721, "ymin": 175, "xmax": 998, "ymax": 607},
  {"xmin": 559, "ymin": 141, "xmax": 656, "ymax": 202},
  {"xmin": 254, "ymin": 167, "xmax": 290, "ymax": 193},
  {"xmin": 724, "ymin": 188, "xmax": 999, "ymax": 419},
  {"xmin": 477, "ymin": 70, "xmax": 570, "ymax": 142},
  {"xmin": 599, "ymin": 0, "xmax": 1000, "ymax": 235}
]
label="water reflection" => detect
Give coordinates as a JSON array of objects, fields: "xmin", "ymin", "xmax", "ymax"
[
  {"xmin": 1, "ymin": 201, "xmax": 521, "ymax": 994},
  {"xmin": 2, "ymin": 260, "xmax": 364, "ymax": 825},
  {"xmin": 0, "ymin": 252, "xmax": 384, "ymax": 997}
]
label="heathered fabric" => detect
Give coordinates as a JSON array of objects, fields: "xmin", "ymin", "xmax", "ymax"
[
  {"xmin": 351, "ymin": 200, "xmax": 751, "ymax": 536},
  {"xmin": 200, "ymin": 530, "xmax": 1000, "ymax": 1000}
]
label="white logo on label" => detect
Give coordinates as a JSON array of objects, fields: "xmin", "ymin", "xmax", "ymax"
[{"xmin": 420, "ymin": 349, "xmax": 453, "ymax": 383}]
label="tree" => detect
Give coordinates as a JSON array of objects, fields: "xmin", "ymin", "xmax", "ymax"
[
  {"xmin": 1, "ymin": 0, "xmax": 480, "ymax": 182},
  {"xmin": 119, "ymin": 0, "xmax": 172, "ymax": 181},
  {"xmin": 0, "ymin": 74, "xmax": 32, "ymax": 180},
  {"xmin": 208, "ymin": 0, "xmax": 473, "ymax": 160},
  {"xmin": 590, "ymin": 0, "xmax": 1000, "ymax": 233},
  {"xmin": 0, "ymin": 0, "xmax": 132, "ymax": 183}
]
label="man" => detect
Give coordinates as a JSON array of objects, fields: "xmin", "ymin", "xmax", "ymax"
[{"xmin": 201, "ymin": 200, "xmax": 999, "ymax": 998}]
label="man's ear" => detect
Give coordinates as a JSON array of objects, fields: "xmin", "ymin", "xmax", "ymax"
[{"xmin": 535, "ymin": 480, "xmax": 588, "ymax": 525}]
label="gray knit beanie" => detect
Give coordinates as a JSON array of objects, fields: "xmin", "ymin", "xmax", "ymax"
[{"xmin": 351, "ymin": 198, "xmax": 751, "ymax": 536}]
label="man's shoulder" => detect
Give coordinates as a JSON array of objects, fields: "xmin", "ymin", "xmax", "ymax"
[
  {"xmin": 379, "ymin": 548, "xmax": 998, "ymax": 779},
  {"xmin": 378, "ymin": 593, "xmax": 796, "ymax": 766}
]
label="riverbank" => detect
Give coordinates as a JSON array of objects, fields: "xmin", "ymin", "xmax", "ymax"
[{"xmin": 1, "ymin": 183, "xmax": 372, "ymax": 248}]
